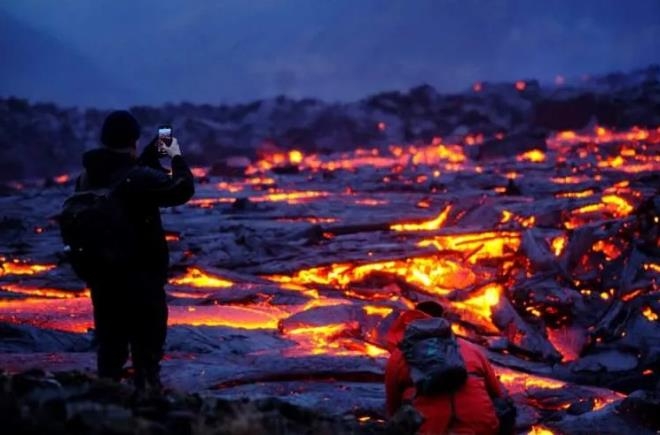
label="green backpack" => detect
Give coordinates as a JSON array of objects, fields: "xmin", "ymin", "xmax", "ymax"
[{"xmin": 399, "ymin": 317, "xmax": 468, "ymax": 395}]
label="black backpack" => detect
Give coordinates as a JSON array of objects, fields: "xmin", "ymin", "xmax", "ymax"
[
  {"xmin": 58, "ymin": 168, "xmax": 136, "ymax": 283},
  {"xmin": 399, "ymin": 317, "xmax": 468, "ymax": 395}
]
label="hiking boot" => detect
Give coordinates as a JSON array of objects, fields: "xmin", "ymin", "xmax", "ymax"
[{"xmin": 135, "ymin": 372, "xmax": 164, "ymax": 397}]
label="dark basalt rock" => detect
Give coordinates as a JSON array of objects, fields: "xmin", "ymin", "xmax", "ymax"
[
  {"xmin": 618, "ymin": 390, "xmax": 660, "ymax": 430},
  {"xmin": 0, "ymin": 371, "xmax": 394, "ymax": 435}
]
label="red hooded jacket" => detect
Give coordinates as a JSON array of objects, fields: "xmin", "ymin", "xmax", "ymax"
[{"xmin": 385, "ymin": 310, "xmax": 502, "ymax": 435}]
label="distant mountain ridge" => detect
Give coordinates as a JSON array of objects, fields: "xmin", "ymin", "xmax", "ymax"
[{"xmin": 0, "ymin": 65, "xmax": 658, "ymax": 182}]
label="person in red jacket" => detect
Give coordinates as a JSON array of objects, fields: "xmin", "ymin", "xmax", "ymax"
[{"xmin": 385, "ymin": 301, "xmax": 504, "ymax": 435}]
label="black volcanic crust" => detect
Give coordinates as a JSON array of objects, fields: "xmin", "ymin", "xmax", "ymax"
[
  {"xmin": 1, "ymin": 369, "xmax": 658, "ymax": 435},
  {"xmin": 0, "ymin": 370, "xmax": 394, "ymax": 435}
]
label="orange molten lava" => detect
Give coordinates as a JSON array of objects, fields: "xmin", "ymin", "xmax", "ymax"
[
  {"xmin": 391, "ymin": 205, "xmax": 451, "ymax": 231},
  {"xmin": 282, "ymin": 321, "xmax": 389, "ymax": 357},
  {"xmin": 528, "ymin": 427, "xmax": 554, "ymax": 435},
  {"xmin": 592, "ymin": 240, "xmax": 622, "ymax": 260},
  {"xmin": 0, "ymin": 296, "xmax": 291, "ymax": 332},
  {"xmin": 517, "ymin": 149, "xmax": 546, "ymax": 163},
  {"xmin": 642, "ymin": 307, "xmax": 658, "ymax": 322},
  {"xmin": 54, "ymin": 174, "xmax": 70, "ymax": 184},
  {"xmin": 1, "ymin": 284, "xmax": 89, "ymax": 299},
  {"xmin": 549, "ymin": 236, "xmax": 565, "ymax": 257},
  {"xmin": 498, "ymin": 370, "xmax": 566, "ymax": 392},
  {"xmin": 247, "ymin": 138, "xmax": 467, "ymax": 175},
  {"xmin": 250, "ymin": 190, "xmax": 330, "ymax": 204},
  {"xmin": 500, "ymin": 211, "xmax": 535, "ymax": 228},
  {"xmin": 555, "ymin": 189, "xmax": 595, "ymax": 199},
  {"xmin": 269, "ymin": 257, "xmax": 476, "ymax": 296},
  {"xmin": 276, "ymin": 217, "xmax": 338, "ymax": 224},
  {"xmin": 169, "ymin": 267, "xmax": 233, "ymax": 288},
  {"xmin": 601, "ymin": 194, "xmax": 633, "ymax": 216},
  {"xmin": 453, "ymin": 283, "xmax": 502, "ymax": 323},
  {"xmin": 546, "ymin": 327, "xmax": 581, "ymax": 362},
  {"xmin": 190, "ymin": 167, "xmax": 209, "ymax": 178},
  {"xmin": 565, "ymin": 194, "xmax": 635, "ymax": 229},
  {"xmin": 171, "ymin": 305, "xmax": 287, "ymax": 329},
  {"xmin": 0, "ymin": 260, "xmax": 56, "ymax": 276},
  {"xmin": 418, "ymin": 231, "xmax": 520, "ymax": 263}
]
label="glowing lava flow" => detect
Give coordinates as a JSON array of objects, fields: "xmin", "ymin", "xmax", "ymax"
[
  {"xmin": 170, "ymin": 305, "xmax": 288, "ymax": 329},
  {"xmin": 497, "ymin": 367, "xmax": 566, "ymax": 393},
  {"xmin": 0, "ymin": 284, "xmax": 89, "ymax": 299},
  {"xmin": 548, "ymin": 126, "xmax": 660, "ymax": 175},
  {"xmin": 247, "ymin": 140, "xmax": 467, "ymax": 175},
  {"xmin": 282, "ymin": 322, "xmax": 386, "ymax": 357},
  {"xmin": 268, "ymin": 257, "xmax": 477, "ymax": 296},
  {"xmin": 418, "ymin": 231, "xmax": 520, "ymax": 262},
  {"xmin": 0, "ymin": 296, "xmax": 292, "ymax": 333},
  {"xmin": 550, "ymin": 236, "xmax": 566, "ymax": 256},
  {"xmin": 527, "ymin": 427, "xmax": 554, "ymax": 435},
  {"xmin": 517, "ymin": 149, "xmax": 547, "ymax": 163},
  {"xmin": 453, "ymin": 283, "xmax": 502, "ymax": 323},
  {"xmin": 565, "ymin": 194, "xmax": 635, "ymax": 229},
  {"xmin": 249, "ymin": 190, "xmax": 330, "ymax": 203},
  {"xmin": 390, "ymin": 205, "xmax": 452, "ymax": 231},
  {"xmin": 169, "ymin": 267, "xmax": 233, "ymax": 288},
  {"xmin": 0, "ymin": 259, "xmax": 56, "ymax": 276}
]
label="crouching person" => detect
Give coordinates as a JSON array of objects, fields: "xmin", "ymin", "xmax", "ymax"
[
  {"xmin": 385, "ymin": 301, "xmax": 513, "ymax": 435},
  {"xmin": 60, "ymin": 111, "xmax": 194, "ymax": 392}
]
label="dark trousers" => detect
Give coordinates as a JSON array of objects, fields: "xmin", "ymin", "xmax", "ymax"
[{"xmin": 90, "ymin": 275, "xmax": 168, "ymax": 382}]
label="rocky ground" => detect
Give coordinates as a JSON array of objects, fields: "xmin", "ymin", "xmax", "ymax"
[{"xmin": 1, "ymin": 66, "xmax": 659, "ymax": 434}]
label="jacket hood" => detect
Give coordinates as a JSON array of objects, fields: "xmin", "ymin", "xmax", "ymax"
[
  {"xmin": 82, "ymin": 148, "xmax": 135, "ymax": 187},
  {"xmin": 385, "ymin": 309, "xmax": 431, "ymax": 351}
]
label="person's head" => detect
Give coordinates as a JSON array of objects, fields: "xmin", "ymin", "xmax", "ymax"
[
  {"xmin": 415, "ymin": 301, "xmax": 444, "ymax": 318},
  {"xmin": 100, "ymin": 110, "xmax": 140, "ymax": 156}
]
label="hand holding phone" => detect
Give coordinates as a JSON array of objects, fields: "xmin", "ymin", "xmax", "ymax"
[
  {"xmin": 161, "ymin": 137, "xmax": 182, "ymax": 158},
  {"xmin": 157, "ymin": 125, "xmax": 177, "ymax": 158}
]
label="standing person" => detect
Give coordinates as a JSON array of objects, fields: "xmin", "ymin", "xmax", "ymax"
[
  {"xmin": 385, "ymin": 301, "xmax": 508, "ymax": 435},
  {"xmin": 66, "ymin": 110, "xmax": 194, "ymax": 391}
]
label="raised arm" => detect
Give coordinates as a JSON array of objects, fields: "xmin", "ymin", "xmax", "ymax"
[
  {"xmin": 137, "ymin": 136, "xmax": 169, "ymax": 172},
  {"xmin": 127, "ymin": 138, "xmax": 195, "ymax": 207}
]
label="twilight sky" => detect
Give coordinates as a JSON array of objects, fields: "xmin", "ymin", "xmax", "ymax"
[{"xmin": 1, "ymin": 0, "xmax": 659, "ymax": 107}]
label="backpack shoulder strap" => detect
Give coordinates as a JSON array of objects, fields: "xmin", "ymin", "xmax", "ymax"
[
  {"xmin": 72, "ymin": 166, "xmax": 134, "ymax": 198},
  {"xmin": 110, "ymin": 165, "xmax": 135, "ymax": 190},
  {"xmin": 71, "ymin": 171, "xmax": 111, "ymax": 197},
  {"xmin": 97, "ymin": 165, "xmax": 136, "ymax": 198}
]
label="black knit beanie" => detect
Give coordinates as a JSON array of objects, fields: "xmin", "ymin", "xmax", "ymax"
[{"xmin": 100, "ymin": 110, "xmax": 141, "ymax": 149}]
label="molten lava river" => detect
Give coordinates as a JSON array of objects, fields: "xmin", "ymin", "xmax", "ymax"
[{"xmin": 0, "ymin": 126, "xmax": 658, "ymax": 433}]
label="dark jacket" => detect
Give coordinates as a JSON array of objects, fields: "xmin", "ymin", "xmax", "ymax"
[{"xmin": 75, "ymin": 143, "xmax": 194, "ymax": 285}]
